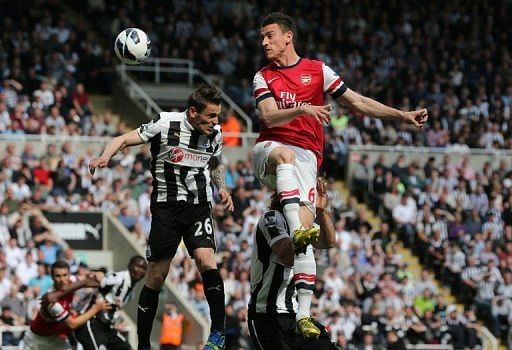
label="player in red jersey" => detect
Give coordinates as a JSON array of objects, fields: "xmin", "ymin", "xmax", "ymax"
[
  {"xmin": 252, "ymin": 12, "xmax": 428, "ymax": 339},
  {"xmin": 20, "ymin": 261, "xmax": 110, "ymax": 350}
]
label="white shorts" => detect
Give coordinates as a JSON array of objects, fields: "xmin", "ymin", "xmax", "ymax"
[
  {"xmin": 20, "ymin": 329, "xmax": 71, "ymax": 350},
  {"xmin": 253, "ymin": 140, "xmax": 317, "ymax": 211}
]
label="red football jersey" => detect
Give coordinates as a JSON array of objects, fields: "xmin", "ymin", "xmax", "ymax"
[
  {"xmin": 253, "ymin": 58, "xmax": 346, "ymax": 165},
  {"xmin": 30, "ymin": 292, "xmax": 74, "ymax": 338}
]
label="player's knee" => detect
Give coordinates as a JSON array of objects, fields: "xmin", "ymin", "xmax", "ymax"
[{"xmin": 274, "ymin": 148, "xmax": 295, "ymax": 164}]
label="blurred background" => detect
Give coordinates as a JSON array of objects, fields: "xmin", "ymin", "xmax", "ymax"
[{"xmin": 0, "ymin": 0, "xmax": 510, "ymax": 349}]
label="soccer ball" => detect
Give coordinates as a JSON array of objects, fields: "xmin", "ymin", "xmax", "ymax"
[{"xmin": 114, "ymin": 28, "xmax": 151, "ymax": 65}]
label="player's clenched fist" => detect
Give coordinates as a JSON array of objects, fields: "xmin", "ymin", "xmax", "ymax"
[
  {"xmin": 89, "ymin": 157, "xmax": 109, "ymax": 175},
  {"xmin": 300, "ymin": 104, "xmax": 332, "ymax": 125},
  {"xmin": 402, "ymin": 108, "xmax": 428, "ymax": 128}
]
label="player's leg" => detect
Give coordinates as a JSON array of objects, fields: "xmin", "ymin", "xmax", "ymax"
[
  {"xmin": 253, "ymin": 141, "xmax": 316, "ymax": 242},
  {"xmin": 248, "ymin": 314, "xmax": 295, "ymax": 350},
  {"xmin": 105, "ymin": 325, "xmax": 131, "ymax": 350},
  {"xmin": 290, "ymin": 146, "xmax": 320, "ymax": 338},
  {"xmin": 75, "ymin": 319, "xmax": 109, "ymax": 350},
  {"xmin": 182, "ymin": 203, "xmax": 226, "ymax": 350},
  {"xmin": 137, "ymin": 204, "xmax": 182, "ymax": 350}
]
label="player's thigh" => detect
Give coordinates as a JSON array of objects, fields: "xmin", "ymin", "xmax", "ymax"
[
  {"xmin": 289, "ymin": 145, "xmax": 318, "ymax": 213},
  {"xmin": 146, "ymin": 203, "xmax": 183, "ymax": 262},
  {"xmin": 181, "ymin": 203, "xmax": 216, "ymax": 256},
  {"xmin": 105, "ymin": 328, "xmax": 131, "ymax": 350},
  {"xmin": 252, "ymin": 141, "xmax": 285, "ymax": 189},
  {"xmin": 75, "ymin": 320, "xmax": 109, "ymax": 350},
  {"xmin": 248, "ymin": 316, "xmax": 295, "ymax": 350}
]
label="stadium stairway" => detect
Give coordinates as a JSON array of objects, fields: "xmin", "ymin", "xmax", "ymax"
[
  {"xmin": 335, "ymin": 181, "xmax": 506, "ymax": 350},
  {"xmin": 333, "ymin": 182, "xmax": 456, "ymax": 303}
]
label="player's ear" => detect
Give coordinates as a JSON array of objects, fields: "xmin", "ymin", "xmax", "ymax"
[
  {"xmin": 285, "ymin": 31, "xmax": 293, "ymax": 45},
  {"xmin": 188, "ymin": 106, "xmax": 197, "ymax": 117}
]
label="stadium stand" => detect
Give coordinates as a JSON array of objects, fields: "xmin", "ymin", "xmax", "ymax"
[{"xmin": 0, "ymin": 0, "xmax": 510, "ymax": 349}]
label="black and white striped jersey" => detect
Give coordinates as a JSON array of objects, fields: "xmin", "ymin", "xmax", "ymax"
[
  {"xmin": 248, "ymin": 210, "xmax": 297, "ymax": 316},
  {"xmin": 137, "ymin": 111, "xmax": 223, "ymax": 205},
  {"xmin": 82, "ymin": 270, "xmax": 135, "ymax": 325}
]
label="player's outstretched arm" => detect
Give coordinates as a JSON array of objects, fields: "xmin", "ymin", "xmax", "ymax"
[
  {"xmin": 337, "ymin": 88, "xmax": 428, "ymax": 128},
  {"xmin": 257, "ymin": 97, "xmax": 331, "ymax": 127},
  {"xmin": 89, "ymin": 129, "xmax": 144, "ymax": 174},
  {"xmin": 42, "ymin": 278, "xmax": 101, "ymax": 306},
  {"xmin": 313, "ymin": 178, "xmax": 336, "ymax": 249}
]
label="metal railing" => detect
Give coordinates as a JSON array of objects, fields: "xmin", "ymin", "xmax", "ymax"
[
  {"xmin": 480, "ymin": 326, "xmax": 498, "ymax": 350},
  {"xmin": 116, "ymin": 57, "xmax": 253, "ymax": 132}
]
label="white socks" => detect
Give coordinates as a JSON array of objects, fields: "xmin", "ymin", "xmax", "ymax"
[
  {"xmin": 276, "ymin": 164, "xmax": 302, "ymax": 234},
  {"xmin": 294, "ymin": 246, "xmax": 316, "ymax": 320}
]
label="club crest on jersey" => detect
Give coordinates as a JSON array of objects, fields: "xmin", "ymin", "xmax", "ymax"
[
  {"xmin": 300, "ymin": 74, "xmax": 312, "ymax": 85},
  {"xmin": 201, "ymin": 139, "xmax": 211, "ymax": 148},
  {"xmin": 169, "ymin": 147, "xmax": 184, "ymax": 163}
]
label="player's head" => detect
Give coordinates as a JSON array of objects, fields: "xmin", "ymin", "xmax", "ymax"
[
  {"xmin": 260, "ymin": 12, "xmax": 297, "ymax": 60},
  {"xmin": 128, "ymin": 255, "xmax": 148, "ymax": 283},
  {"xmin": 50, "ymin": 260, "xmax": 71, "ymax": 291},
  {"xmin": 187, "ymin": 85, "xmax": 222, "ymax": 136}
]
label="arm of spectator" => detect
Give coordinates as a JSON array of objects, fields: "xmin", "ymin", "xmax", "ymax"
[
  {"xmin": 5, "ymin": 79, "xmax": 23, "ymax": 91},
  {"xmin": 64, "ymin": 298, "xmax": 111, "ymax": 329},
  {"xmin": 462, "ymin": 277, "xmax": 477, "ymax": 289},
  {"xmin": 313, "ymin": 178, "xmax": 336, "ymax": 249},
  {"xmin": 257, "ymin": 97, "xmax": 331, "ymax": 127},
  {"xmin": 89, "ymin": 129, "xmax": 144, "ymax": 175},
  {"xmin": 337, "ymin": 88, "xmax": 428, "ymax": 128}
]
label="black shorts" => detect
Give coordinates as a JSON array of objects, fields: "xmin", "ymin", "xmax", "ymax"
[
  {"xmin": 146, "ymin": 202, "xmax": 216, "ymax": 261},
  {"xmin": 74, "ymin": 318, "xmax": 130, "ymax": 350},
  {"xmin": 248, "ymin": 313, "xmax": 296, "ymax": 350}
]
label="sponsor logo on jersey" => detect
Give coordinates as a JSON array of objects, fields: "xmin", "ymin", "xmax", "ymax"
[
  {"xmin": 300, "ymin": 74, "xmax": 312, "ymax": 85},
  {"xmin": 168, "ymin": 147, "xmax": 212, "ymax": 167},
  {"xmin": 169, "ymin": 147, "xmax": 184, "ymax": 163}
]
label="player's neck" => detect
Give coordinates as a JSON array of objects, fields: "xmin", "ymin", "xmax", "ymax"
[{"xmin": 273, "ymin": 52, "xmax": 300, "ymax": 67}]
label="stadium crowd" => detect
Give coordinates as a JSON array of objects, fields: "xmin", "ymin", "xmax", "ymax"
[
  {"xmin": 0, "ymin": 1, "xmax": 117, "ymax": 137},
  {"xmin": 349, "ymin": 151, "xmax": 512, "ymax": 348},
  {"xmin": 0, "ymin": 0, "xmax": 510, "ymax": 349}
]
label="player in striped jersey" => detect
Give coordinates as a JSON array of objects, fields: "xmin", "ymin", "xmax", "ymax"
[
  {"xmin": 74, "ymin": 256, "xmax": 148, "ymax": 350},
  {"xmin": 252, "ymin": 12, "xmax": 428, "ymax": 337},
  {"xmin": 89, "ymin": 86, "xmax": 234, "ymax": 350},
  {"xmin": 248, "ymin": 178, "xmax": 336, "ymax": 349}
]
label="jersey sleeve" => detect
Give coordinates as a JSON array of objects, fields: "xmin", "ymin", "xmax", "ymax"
[
  {"xmin": 322, "ymin": 63, "xmax": 347, "ymax": 99},
  {"xmin": 100, "ymin": 272, "xmax": 124, "ymax": 288},
  {"xmin": 47, "ymin": 301, "xmax": 69, "ymax": 322},
  {"xmin": 212, "ymin": 125, "xmax": 223, "ymax": 158},
  {"xmin": 137, "ymin": 113, "xmax": 163, "ymax": 142},
  {"xmin": 261, "ymin": 211, "xmax": 290, "ymax": 247},
  {"xmin": 252, "ymin": 71, "xmax": 273, "ymax": 105}
]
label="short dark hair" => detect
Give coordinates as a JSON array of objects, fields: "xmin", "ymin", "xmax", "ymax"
[
  {"xmin": 129, "ymin": 255, "xmax": 146, "ymax": 266},
  {"xmin": 187, "ymin": 85, "xmax": 222, "ymax": 113},
  {"xmin": 261, "ymin": 12, "xmax": 297, "ymax": 41},
  {"xmin": 50, "ymin": 260, "xmax": 70, "ymax": 275}
]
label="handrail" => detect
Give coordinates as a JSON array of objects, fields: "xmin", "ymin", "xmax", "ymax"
[
  {"xmin": 118, "ymin": 67, "xmax": 163, "ymax": 117},
  {"xmin": 116, "ymin": 58, "xmax": 253, "ymax": 132},
  {"xmin": 480, "ymin": 326, "xmax": 498, "ymax": 350}
]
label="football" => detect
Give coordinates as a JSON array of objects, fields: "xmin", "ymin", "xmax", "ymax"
[{"xmin": 114, "ymin": 28, "xmax": 151, "ymax": 65}]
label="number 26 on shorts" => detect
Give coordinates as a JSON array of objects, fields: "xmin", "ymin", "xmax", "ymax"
[{"xmin": 193, "ymin": 217, "xmax": 213, "ymax": 237}]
